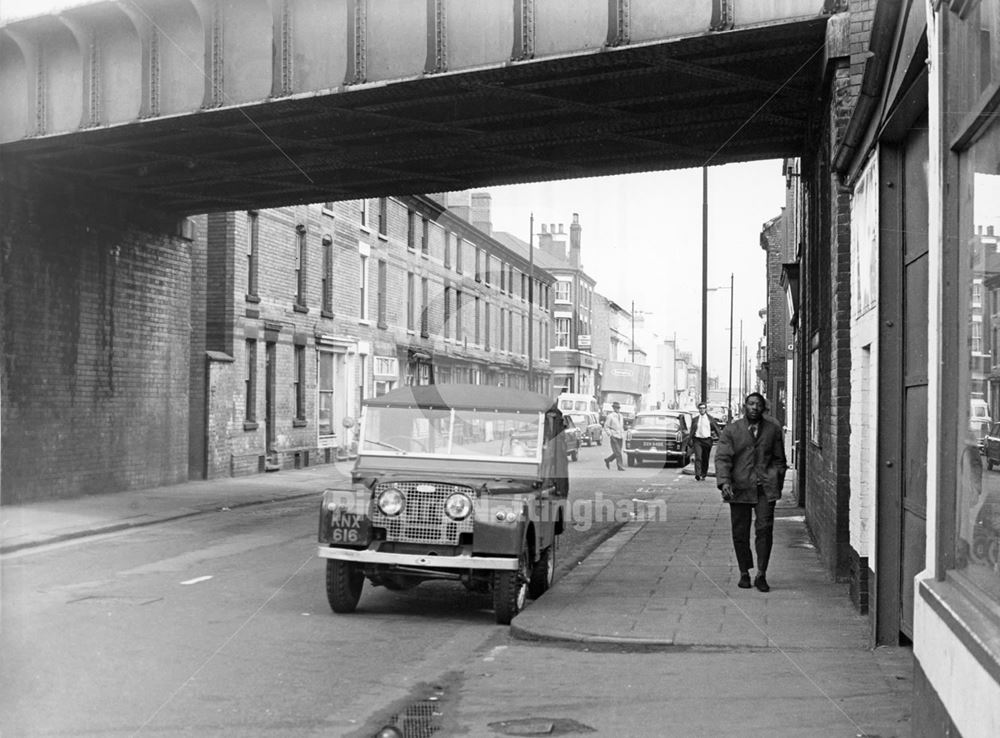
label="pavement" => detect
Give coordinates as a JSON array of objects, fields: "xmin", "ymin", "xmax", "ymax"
[{"xmin": 1, "ymin": 463, "xmax": 914, "ymax": 737}]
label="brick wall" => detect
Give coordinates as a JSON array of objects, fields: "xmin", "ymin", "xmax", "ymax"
[
  {"xmin": 1, "ymin": 169, "xmax": 192, "ymax": 503},
  {"xmin": 801, "ymin": 48, "xmax": 857, "ymax": 581}
]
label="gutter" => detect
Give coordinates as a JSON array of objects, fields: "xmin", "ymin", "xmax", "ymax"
[{"xmin": 832, "ymin": 0, "xmax": 905, "ymax": 176}]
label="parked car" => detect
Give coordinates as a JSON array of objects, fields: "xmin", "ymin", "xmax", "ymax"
[
  {"xmin": 984, "ymin": 422, "xmax": 1000, "ymax": 470},
  {"xmin": 562, "ymin": 414, "xmax": 581, "ymax": 461},
  {"xmin": 317, "ymin": 384, "xmax": 569, "ymax": 624},
  {"xmin": 568, "ymin": 411, "xmax": 602, "ymax": 446},
  {"xmin": 624, "ymin": 410, "xmax": 691, "ymax": 467}
]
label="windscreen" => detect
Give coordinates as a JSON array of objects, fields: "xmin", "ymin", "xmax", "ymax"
[
  {"xmin": 633, "ymin": 415, "xmax": 682, "ymax": 432},
  {"xmin": 360, "ymin": 406, "xmax": 543, "ymax": 461}
]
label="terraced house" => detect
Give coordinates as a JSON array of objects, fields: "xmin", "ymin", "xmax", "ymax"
[{"xmin": 197, "ymin": 193, "xmax": 554, "ymax": 479}]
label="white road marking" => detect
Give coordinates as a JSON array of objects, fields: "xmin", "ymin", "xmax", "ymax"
[{"xmin": 180, "ymin": 575, "xmax": 213, "ymax": 585}]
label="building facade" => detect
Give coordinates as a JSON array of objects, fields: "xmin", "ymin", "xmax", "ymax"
[{"xmin": 198, "ymin": 194, "xmax": 554, "ymax": 479}]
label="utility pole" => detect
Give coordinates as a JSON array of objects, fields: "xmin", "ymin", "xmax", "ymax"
[
  {"xmin": 727, "ymin": 272, "xmax": 734, "ymax": 422},
  {"xmin": 700, "ymin": 166, "xmax": 708, "ymax": 402},
  {"xmin": 527, "ymin": 213, "xmax": 534, "ymax": 391},
  {"xmin": 631, "ymin": 300, "xmax": 635, "ymax": 363},
  {"xmin": 738, "ymin": 320, "xmax": 744, "ymax": 404}
]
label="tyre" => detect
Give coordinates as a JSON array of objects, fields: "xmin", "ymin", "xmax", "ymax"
[
  {"xmin": 528, "ymin": 544, "xmax": 555, "ymax": 599},
  {"xmin": 627, "ymin": 454, "xmax": 635, "ymax": 467},
  {"xmin": 493, "ymin": 553, "xmax": 529, "ymax": 625},
  {"xmin": 989, "ymin": 458, "xmax": 996, "ymax": 471},
  {"xmin": 326, "ymin": 559, "xmax": 364, "ymax": 613},
  {"xmin": 570, "ymin": 449, "xmax": 578, "ymax": 461}
]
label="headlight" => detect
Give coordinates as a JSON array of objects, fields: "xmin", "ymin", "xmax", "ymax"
[
  {"xmin": 377, "ymin": 488, "xmax": 404, "ymax": 516},
  {"xmin": 444, "ymin": 493, "xmax": 473, "ymax": 520}
]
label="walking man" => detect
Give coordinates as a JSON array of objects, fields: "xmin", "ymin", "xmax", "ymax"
[
  {"xmin": 603, "ymin": 401, "xmax": 626, "ymax": 471},
  {"xmin": 714, "ymin": 392, "xmax": 787, "ymax": 592},
  {"xmin": 689, "ymin": 401, "xmax": 722, "ymax": 481}
]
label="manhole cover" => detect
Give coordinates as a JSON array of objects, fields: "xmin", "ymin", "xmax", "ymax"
[{"xmin": 488, "ymin": 717, "xmax": 596, "ymax": 736}]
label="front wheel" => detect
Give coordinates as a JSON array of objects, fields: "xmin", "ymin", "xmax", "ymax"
[
  {"xmin": 326, "ymin": 559, "xmax": 364, "ymax": 613},
  {"xmin": 528, "ymin": 544, "xmax": 555, "ymax": 599},
  {"xmin": 493, "ymin": 553, "xmax": 530, "ymax": 625},
  {"xmin": 627, "ymin": 454, "xmax": 635, "ymax": 467}
]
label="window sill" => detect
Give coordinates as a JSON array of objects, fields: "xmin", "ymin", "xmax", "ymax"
[
  {"xmin": 359, "ymin": 319, "xmax": 372, "ymax": 326},
  {"xmin": 359, "ymin": 225, "xmax": 372, "ymax": 235},
  {"xmin": 293, "ymin": 303, "xmax": 308, "ymax": 314},
  {"xmin": 292, "ymin": 419, "xmax": 307, "ymax": 428},
  {"xmin": 245, "ymin": 294, "xmax": 261, "ymax": 304},
  {"xmin": 919, "ymin": 574, "xmax": 1000, "ymax": 684},
  {"xmin": 321, "ymin": 309, "xmax": 334, "ymax": 319},
  {"xmin": 377, "ymin": 321, "xmax": 388, "ymax": 330},
  {"xmin": 377, "ymin": 232, "xmax": 388, "ymax": 241},
  {"xmin": 243, "ymin": 421, "xmax": 259, "ymax": 431}
]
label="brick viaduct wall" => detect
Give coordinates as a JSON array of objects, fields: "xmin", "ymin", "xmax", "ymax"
[
  {"xmin": 1, "ymin": 168, "xmax": 193, "ymax": 503},
  {"xmin": 800, "ymin": 19, "xmax": 860, "ymax": 582}
]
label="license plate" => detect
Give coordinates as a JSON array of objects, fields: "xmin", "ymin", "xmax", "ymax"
[{"xmin": 330, "ymin": 511, "xmax": 363, "ymax": 544}]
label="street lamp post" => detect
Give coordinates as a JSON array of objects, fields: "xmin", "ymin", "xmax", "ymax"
[
  {"xmin": 706, "ymin": 274, "xmax": 734, "ymax": 421},
  {"xmin": 527, "ymin": 213, "xmax": 534, "ymax": 391},
  {"xmin": 700, "ymin": 166, "xmax": 709, "ymax": 402}
]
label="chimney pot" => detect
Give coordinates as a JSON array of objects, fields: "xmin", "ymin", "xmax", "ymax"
[
  {"xmin": 989, "ymin": 225, "xmax": 996, "ymax": 236},
  {"xmin": 541, "ymin": 224, "xmax": 548, "ymax": 233}
]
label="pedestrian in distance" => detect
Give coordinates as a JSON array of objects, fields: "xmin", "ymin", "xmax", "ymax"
[
  {"xmin": 603, "ymin": 401, "xmax": 626, "ymax": 471},
  {"xmin": 689, "ymin": 401, "xmax": 722, "ymax": 481},
  {"xmin": 714, "ymin": 392, "xmax": 787, "ymax": 593}
]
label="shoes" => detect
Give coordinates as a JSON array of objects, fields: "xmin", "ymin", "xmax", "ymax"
[
  {"xmin": 617, "ymin": 467, "xmax": 625, "ymax": 471},
  {"xmin": 695, "ymin": 475, "xmax": 701, "ymax": 481},
  {"xmin": 738, "ymin": 573, "xmax": 752, "ymax": 589},
  {"xmin": 754, "ymin": 574, "xmax": 770, "ymax": 593},
  {"xmin": 604, "ymin": 459, "xmax": 611, "ymax": 470}
]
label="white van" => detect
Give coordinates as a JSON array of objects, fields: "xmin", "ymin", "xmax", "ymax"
[
  {"xmin": 971, "ymin": 397, "xmax": 991, "ymax": 445},
  {"xmin": 557, "ymin": 393, "xmax": 600, "ymax": 417}
]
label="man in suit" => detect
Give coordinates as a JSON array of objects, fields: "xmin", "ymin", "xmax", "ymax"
[
  {"xmin": 714, "ymin": 392, "xmax": 787, "ymax": 592},
  {"xmin": 688, "ymin": 401, "xmax": 722, "ymax": 481},
  {"xmin": 603, "ymin": 401, "xmax": 626, "ymax": 471}
]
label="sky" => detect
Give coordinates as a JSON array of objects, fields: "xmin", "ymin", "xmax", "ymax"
[{"xmin": 486, "ymin": 161, "xmax": 785, "ymax": 388}]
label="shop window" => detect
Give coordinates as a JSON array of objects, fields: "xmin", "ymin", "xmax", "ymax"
[{"xmin": 953, "ymin": 3, "xmax": 1000, "ymax": 603}]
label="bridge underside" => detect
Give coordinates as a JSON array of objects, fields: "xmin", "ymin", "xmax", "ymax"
[{"xmin": 2, "ymin": 19, "xmax": 827, "ymax": 215}]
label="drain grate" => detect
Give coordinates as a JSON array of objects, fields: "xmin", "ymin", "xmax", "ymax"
[{"xmin": 373, "ymin": 690, "xmax": 445, "ymax": 738}]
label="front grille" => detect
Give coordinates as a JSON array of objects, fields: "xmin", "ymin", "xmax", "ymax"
[{"xmin": 372, "ymin": 482, "xmax": 475, "ymax": 545}]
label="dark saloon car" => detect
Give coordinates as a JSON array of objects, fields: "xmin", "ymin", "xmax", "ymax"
[
  {"xmin": 984, "ymin": 422, "xmax": 1000, "ymax": 470},
  {"xmin": 317, "ymin": 384, "xmax": 569, "ymax": 624},
  {"xmin": 568, "ymin": 411, "xmax": 602, "ymax": 446},
  {"xmin": 624, "ymin": 410, "xmax": 691, "ymax": 467}
]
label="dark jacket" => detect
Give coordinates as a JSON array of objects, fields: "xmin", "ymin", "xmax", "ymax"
[
  {"xmin": 688, "ymin": 412, "xmax": 722, "ymax": 445},
  {"xmin": 714, "ymin": 415, "xmax": 787, "ymax": 503}
]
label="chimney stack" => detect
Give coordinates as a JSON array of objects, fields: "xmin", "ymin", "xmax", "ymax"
[
  {"xmin": 470, "ymin": 191, "xmax": 492, "ymax": 235},
  {"xmin": 569, "ymin": 213, "xmax": 581, "ymax": 267}
]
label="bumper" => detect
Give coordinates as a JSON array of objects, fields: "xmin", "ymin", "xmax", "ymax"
[
  {"xmin": 626, "ymin": 447, "xmax": 687, "ymax": 461},
  {"xmin": 318, "ymin": 545, "xmax": 519, "ymax": 570}
]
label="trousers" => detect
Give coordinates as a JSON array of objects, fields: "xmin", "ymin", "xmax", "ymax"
[
  {"xmin": 729, "ymin": 492, "xmax": 776, "ymax": 573},
  {"xmin": 692, "ymin": 437, "xmax": 713, "ymax": 477}
]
